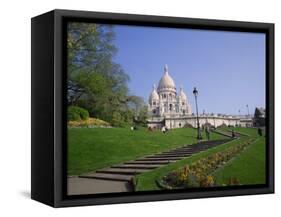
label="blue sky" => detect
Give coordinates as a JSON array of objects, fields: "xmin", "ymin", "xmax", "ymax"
[{"xmin": 112, "ymin": 25, "xmax": 266, "ymax": 115}]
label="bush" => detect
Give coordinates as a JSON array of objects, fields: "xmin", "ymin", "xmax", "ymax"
[
  {"xmin": 111, "ymin": 111, "xmax": 126, "ymax": 127},
  {"xmin": 68, "ymin": 106, "xmax": 89, "ymax": 121},
  {"xmin": 68, "ymin": 111, "xmax": 80, "ymax": 121},
  {"xmin": 183, "ymin": 123, "xmax": 193, "ymax": 128}
]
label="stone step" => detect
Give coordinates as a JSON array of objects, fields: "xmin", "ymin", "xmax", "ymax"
[
  {"xmin": 135, "ymin": 157, "xmax": 177, "ymax": 161},
  {"xmin": 187, "ymin": 147, "xmax": 208, "ymax": 151},
  {"xmin": 126, "ymin": 160, "xmax": 172, "ymax": 164},
  {"xmin": 178, "ymin": 146, "xmax": 208, "ymax": 150},
  {"xmin": 170, "ymin": 146, "xmax": 212, "ymax": 154},
  {"xmin": 143, "ymin": 157, "xmax": 184, "ymax": 161},
  {"xmin": 169, "ymin": 146, "xmax": 192, "ymax": 151},
  {"xmin": 79, "ymin": 173, "xmax": 132, "ymax": 182},
  {"xmin": 155, "ymin": 152, "xmax": 192, "ymax": 156},
  {"xmin": 160, "ymin": 149, "xmax": 193, "ymax": 153},
  {"xmin": 154, "ymin": 154, "xmax": 191, "ymax": 158},
  {"xmin": 213, "ymin": 131, "xmax": 233, "ymax": 138},
  {"xmin": 111, "ymin": 164, "xmax": 162, "ymax": 169},
  {"xmin": 155, "ymin": 151, "xmax": 193, "ymax": 155},
  {"xmin": 162, "ymin": 149, "xmax": 193, "ymax": 154},
  {"xmin": 162, "ymin": 152, "xmax": 193, "ymax": 156},
  {"xmin": 78, "ymin": 139, "xmax": 233, "ymax": 183},
  {"xmin": 96, "ymin": 168, "xmax": 150, "ymax": 175},
  {"xmin": 172, "ymin": 143, "xmax": 222, "ymax": 152},
  {"xmin": 160, "ymin": 153, "xmax": 193, "ymax": 156},
  {"xmin": 161, "ymin": 149, "xmax": 193, "ymax": 152},
  {"xmin": 192, "ymin": 147, "xmax": 207, "ymax": 151}
]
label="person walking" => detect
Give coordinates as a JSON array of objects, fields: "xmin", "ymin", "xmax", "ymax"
[
  {"xmin": 232, "ymin": 129, "xmax": 235, "ymax": 138},
  {"xmin": 258, "ymin": 128, "xmax": 263, "ymax": 136},
  {"xmin": 205, "ymin": 127, "xmax": 210, "ymax": 140},
  {"xmin": 161, "ymin": 126, "xmax": 166, "ymax": 134}
]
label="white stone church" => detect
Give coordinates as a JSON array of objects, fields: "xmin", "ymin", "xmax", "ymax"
[{"xmin": 147, "ymin": 65, "xmax": 253, "ymax": 129}]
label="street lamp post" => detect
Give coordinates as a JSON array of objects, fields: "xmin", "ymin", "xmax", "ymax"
[
  {"xmin": 193, "ymin": 87, "xmax": 202, "ymax": 140},
  {"xmin": 238, "ymin": 109, "xmax": 241, "ymax": 127},
  {"xmin": 246, "ymin": 104, "xmax": 250, "ymax": 117}
]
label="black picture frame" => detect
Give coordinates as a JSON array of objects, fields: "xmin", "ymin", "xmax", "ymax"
[{"xmin": 31, "ymin": 9, "xmax": 274, "ymax": 207}]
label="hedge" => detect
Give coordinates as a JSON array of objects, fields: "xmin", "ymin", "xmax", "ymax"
[{"xmin": 67, "ymin": 106, "xmax": 89, "ymax": 121}]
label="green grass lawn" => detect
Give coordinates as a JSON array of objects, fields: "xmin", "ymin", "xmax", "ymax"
[
  {"xmin": 135, "ymin": 127, "xmax": 266, "ymax": 191},
  {"xmin": 213, "ymin": 127, "xmax": 266, "ymax": 185},
  {"xmin": 213, "ymin": 137, "xmax": 266, "ymax": 185},
  {"xmin": 223, "ymin": 126, "xmax": 260, "ymax": 137},
  {"xmin": 68, "ymin": 127, "xmax": 226, "ymax": 175}
]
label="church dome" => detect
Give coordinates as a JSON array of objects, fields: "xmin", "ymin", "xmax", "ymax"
[
  {"xmin": 149, "ymin": 84, "xmax": 159, "ymax": 102},
  {"xmin": 179, "ymin": 86, "xmax": 187, "ymax": 101},
  {"xmin": 157, "ymin": 65, "xmax": 176, "ymax": 92}
]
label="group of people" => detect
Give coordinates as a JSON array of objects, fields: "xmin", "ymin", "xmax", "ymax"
[
  {"xmin": 146, "ymin": 125, "xmax": 264, "ymax": 142},
  {"xmin": 130, "ymin": 126, "xmax": 138, "ymax": 131},
  {"xmin": 205, "ymin": 127, "xmax": 210, "ymax": 140},
  {"xmin": 161, "ymin": 125, "xmax": 212, "ymax": 140},
  {"xmin": 147, "ymin": 126, "xmax": 170, "ymax": 133},
  {"xmin": 196, "ymin": 126, "xmax": 211, "ymax": 140}
]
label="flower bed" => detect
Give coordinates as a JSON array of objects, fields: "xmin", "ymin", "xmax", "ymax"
[
  {"xmin": 159, "ymin": 138, "xmax": 256, "ymax": 189},
  {"xmin": 68, "ymin": 117, "xmax": 111, "ymax": 128}
]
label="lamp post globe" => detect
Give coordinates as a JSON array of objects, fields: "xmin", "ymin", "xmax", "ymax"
[
  {"xmin": 193, "ymin": 87, "xmax": 202, "ymax": 140},
  {"xmin": 193, "ymin": 87, "xmax": 198, "ymax": 97}
]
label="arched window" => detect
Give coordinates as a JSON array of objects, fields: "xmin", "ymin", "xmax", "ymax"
[
  {"xmin": 169, "ymin": 104, "xmax": 173, "ymax": 111},
  {"xmin": 164, "ymin": 103, "xmax": 168, "ymax": 112}
]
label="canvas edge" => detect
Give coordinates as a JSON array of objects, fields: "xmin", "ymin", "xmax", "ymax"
[{"xmin": 30, "ymin": 9, "xmax": 275, "ymax": 207}]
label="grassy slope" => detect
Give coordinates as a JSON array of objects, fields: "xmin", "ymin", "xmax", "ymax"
[
  {"xmin": 68, "ymin": 127, "xmax": 225, "ymax": 175},
  {"xmin": 135, "ymin": 127, "xmax": 266, "ymax": 191},
  {"xmin": 213, "ymin": 128, "xmax": 266, "ymax": 185},
  {"xmin": 213, "ymin": 137, "xmax": 265, "ymax": 185},
  {"xmin": 224, "ymin": 127, "xmax": 259, "ymax": 137}
]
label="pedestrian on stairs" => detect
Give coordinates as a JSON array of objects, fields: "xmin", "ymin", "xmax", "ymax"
[{"xmin": 205, "ymin": 127, "xmax": 210, "ymax": 140}]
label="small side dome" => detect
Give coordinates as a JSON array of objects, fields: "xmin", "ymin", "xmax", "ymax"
[
  {"xmin": 149, "ymin": 84, "xmax": 159, "ymax": 103},
  {"xmin": 178, "ymin": 86, "xmax": 187, "ymax": 101},
  {"xmin": 157, "ymin": 65, "xmax": 176, "ymax": 93}
]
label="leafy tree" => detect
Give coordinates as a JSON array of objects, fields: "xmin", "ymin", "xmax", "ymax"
[
  {"xmin": 111, "ymin": 111, "xmax": 125, "ymax": 127},
  {"xmin": 67, "ymin": 22, "xmax": 128, "ymax": 105},
  {"xmin": 67, "ymin": 22, "xmax": 148, "ymax": 127},
  {"xmin": 134, "ymin": 106, "xmax": 148, "ymax": 126}
]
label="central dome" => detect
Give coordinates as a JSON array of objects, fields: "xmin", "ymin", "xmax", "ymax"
[{"xmin": 157, "ymin": 65, "xmax": 176, "ymax": 92}]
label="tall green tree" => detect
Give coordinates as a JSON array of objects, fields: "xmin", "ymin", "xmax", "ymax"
[
  {"xmin": 67, "ymin": 22, "xmax": 148, "ymax": 126},
  {"xmin": 67, "ymin": 23, "xmax": 129, "ymax": 120}
]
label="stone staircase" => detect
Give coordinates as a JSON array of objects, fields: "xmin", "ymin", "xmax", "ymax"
[{"xmin": 79, "ymin": 138, "xmax": 232, "ymax": 182}]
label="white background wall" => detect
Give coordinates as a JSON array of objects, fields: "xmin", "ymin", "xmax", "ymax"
[{"xmin": 0, "ymin": 0, "xmax": 279, "ymax": 215}]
